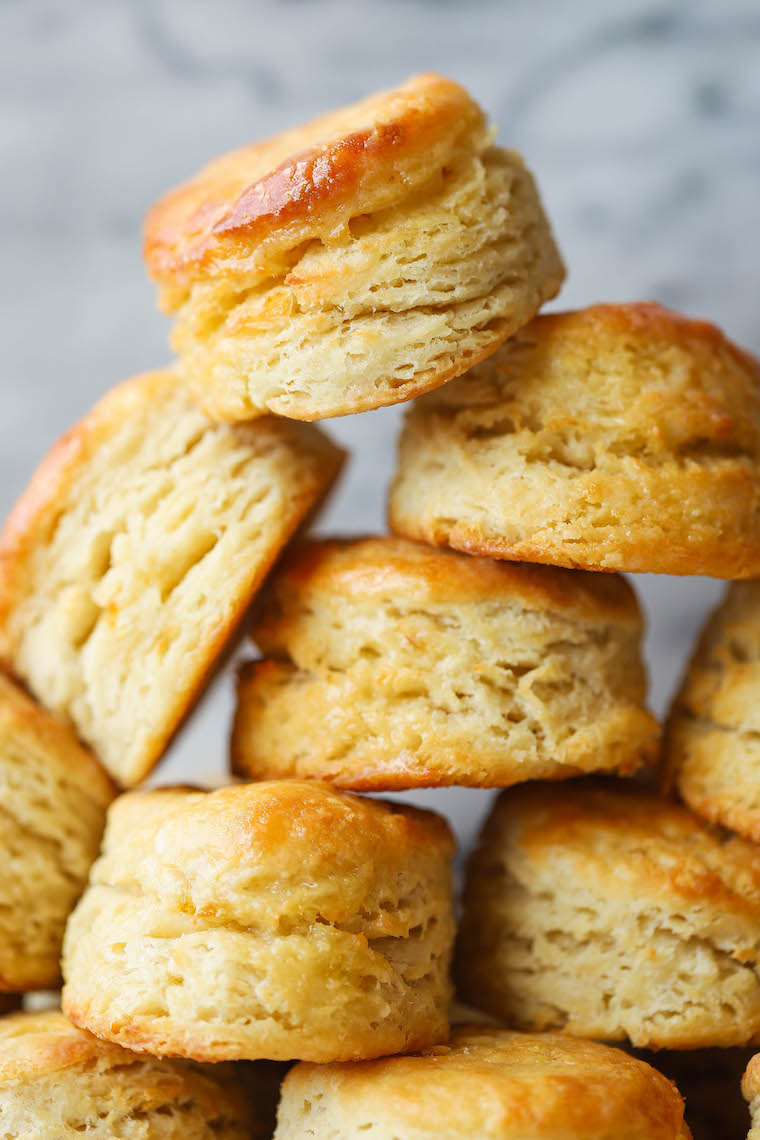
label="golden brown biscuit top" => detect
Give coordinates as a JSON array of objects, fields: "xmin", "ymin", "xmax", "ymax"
[
  {"xmin": 488, "ymin": 779, "xmax": 760, "ymax": 920},
  {"xmin": 417, "ymin": 301, "xmax": 760, "ymax": 464},
  {"xmin": 144, "ymin": 73, "xmax": 487, "ymax": 289},
  {"xmin": 0, "ymin": 1010, "xmax": 140, "ymax": 1083},
  {"xmin": 98, "ymin": 781, "xmax": 454, "ymax": 925},
  {"xmin": 532, "ymin": 301, "xmax": 759, "ymax": 364},
  {"xmin": 253, "ymin": 536, "xmax": 642, "ymax": 627},
  {"xmin": 0, "ymin": 1010, "xmax": 253, "ymax": 1125},
  {"xmin": 0, "ymin": 670, "xmax": 115, "ymax": 804},
  {"xmin": 283, "ymin": 1026, "xmax": 686, "ymax": 1139}
]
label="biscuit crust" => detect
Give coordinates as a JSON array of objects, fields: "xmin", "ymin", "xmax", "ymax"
[
  {"xmin": 0, "ymin": 370, "xmax": 343, "ymax": 786},
  {"xmin": 144, "ymin": 73, "xmax": 564, "ymax": 420},
  {"xmin": 0, "ymin": 671, "xmax": 113, "ymax": 991},
  {"xmin": 390, "ymin": 302, "xmax": 760, "ymax": 577},
  {"xmin": 631, "ymin": 1046, "xmax": 755, "ymax": 1140},
  {"xmin": 743, "ymin": 1053, "xmax": 760, "ymax": 1139},
  {"xmin": 0, "ymin": 1010, "xmax": 258, "ymax": 1138},
  {"xmin": 664, "ymin": 581, "xmax": 760, "ymax": 842},
  {"xmin": 62, "ymin": 781, "xmax": 455, "ymax": 1062},
  {"xmin": 232, "ymin": 537, "xmax": 659, "ymax": 789},
  {"xmin": 275, "ymin": 1025, "xmax": 689, "ymax": 1140},
  {"xmin": 457, "ymin": 778, "xmax": 760, "ymax": 1049}
]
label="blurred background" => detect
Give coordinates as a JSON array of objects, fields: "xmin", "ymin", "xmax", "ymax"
[{"xmin": 2, "ymin": 0, "xmax": 759, "ymax": 848}]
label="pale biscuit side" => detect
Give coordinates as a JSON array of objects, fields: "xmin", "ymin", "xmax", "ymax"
[
  {"xmin": 457, "ymin": 780, "xmax": 760, "ymax": 1049},
  {"xmin": 0, "ymin": 671, "xmax": 113, "ymax": 990},
  {"xmin": 743, "ymin": 1053, "xmax": 760, "ymax": 1140},
  {"xmin": 233, "ymin": 538, "xmax": 658, "ymax": 788}
]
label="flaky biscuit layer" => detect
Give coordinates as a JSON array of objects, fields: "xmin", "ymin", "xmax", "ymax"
[{"xmin": 232, "ymin": 537, "xmax": 658, "ymax": 789}]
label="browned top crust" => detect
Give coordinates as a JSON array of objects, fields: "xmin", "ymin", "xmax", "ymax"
[
  {"xmin": 282, "ymin": 1025, "xmax": 687, "ymax": 1139},
  {"xmin": 419, "ymin": 300, "xmax": 760, "ymax": 459},
  {"xmin": 536, "ymin": 302, "xmax": 760, "ymax": 455},
  {"xmin": 102, "ymin": 780, "xmax": 455, "ymax": 916},
  {"xmin": 0, "ymin": 375, "xmax": 160, "ymax": 637},
  {"xmin": 252, "ymin": 536, "xmax": 642, "ymax": 629},
  {"xmin": 144, "ymin": 73, "xmax": 486, "ymax": 291},
  {"xmin": 0, "ymin": 1009, "xmax": 254, "ymax": 1132},
  {"xmin": 489, "ymin": 778, "xmax": 760, "ymax": 922},
  {"xmin": 0, "ymin": 1010, "xmax": 134, "ymax": 1083},
  {"xmin": 534, "ymin": 301, "xmax": 760, "ymax": 368}
]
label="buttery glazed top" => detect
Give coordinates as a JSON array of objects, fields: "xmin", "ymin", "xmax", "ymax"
[
  {"xmin": 93, "ymin": 781, "xmax": 454, "ymax": 928},
  {"xmin": 0, "ymin": 1011, "xmax": 145, "ymax": 1083},
  {"xmin": 419, "ymin": 301, "xmax": 760, "ymax": 461},
  {"xmin": 487, "ymin": 778, "xmax": 760, "ymax": 928},
  {"xmin": 282, "ymin": 1026, "xmax": 687, "ymax": 1139},
  {"xmin": 252, "ymin": 536, "xmax": 642, "ymax": 627},
  {"xmin": 143, "ymin": 73, "xmax": 487, "ymax": 292},
  {"xmin": 0, "ymin": 372, "xmax": 183, "ymax": 646}
]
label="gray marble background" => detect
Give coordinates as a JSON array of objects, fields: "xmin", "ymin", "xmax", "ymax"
[{"xmin": 2, "ymin": 0, "xmax": 759, "ymax": 848}]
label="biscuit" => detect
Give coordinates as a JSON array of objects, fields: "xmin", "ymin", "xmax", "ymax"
[
  {"xmin": 0, "ymin": 1009, "xmax": 260, "ymax": 1138},
  {"xmin": 632, "ymin": 1047, "xmax": 755, "ymax": 1140},
  {"xmin": 231, "ymin": 537, "xmax": 658, "ymax": 789},
  {"xmin": 274, "ymin": 1025, "xmax": 690, "ymax": 1140},
  {"xmin": 143, "ymin": 73, "xmax": 564, "ymax": 421},
  {"xmin": 664, "ymin": 581, "xmax": 760, "ymax": 842},
  {"xmin": 457, "ymin": 778, "xmax": 760, "ymax": 1049},
  {"xmin": 62, "ymin": 780, "xmax": 455, "ymax": 1061},
  {"xmin": 0, "ymin": 671, "xmax": 113, "ymax": 991},
  {"xmin": 0, "ymin": 370, "xmax": 343, "ymax": 786},
  {"xmin": 389, "ymin": 302, "xmax": 760, "ymax": 576},
  {"xmin": 743, "ymin": 1053, "xmax": 760, "ymax": 1139}
]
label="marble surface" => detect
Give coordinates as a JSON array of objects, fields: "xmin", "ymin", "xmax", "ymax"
[{"xmin": 2, "ymin": 0, "xmax": 759, "ymax": 849}]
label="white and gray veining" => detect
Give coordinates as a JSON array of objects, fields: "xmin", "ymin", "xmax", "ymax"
[{"xmin": 2, "ymin": 0, "xmax": 759, "ymax": 845}]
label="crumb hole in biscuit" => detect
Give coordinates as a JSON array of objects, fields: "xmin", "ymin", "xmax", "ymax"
[{"xmin": 467, "ymin": 417, "xmax": 517, "ymax": 439}]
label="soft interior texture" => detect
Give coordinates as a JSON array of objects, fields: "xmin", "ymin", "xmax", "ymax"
[{"xmin": 0, "ymin": 372, "xmax": 341, "ymax": 785}]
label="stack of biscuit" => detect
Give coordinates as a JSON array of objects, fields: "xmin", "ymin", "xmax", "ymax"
[{"xmin": 1, "ymin": 70, "xmax": 759, "ymax": 1137}]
